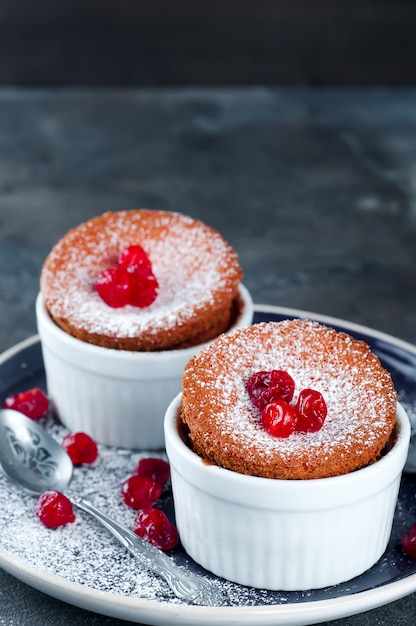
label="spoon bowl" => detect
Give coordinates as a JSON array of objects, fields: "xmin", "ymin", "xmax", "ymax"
[
  {"xmin": 0, "ymin": 409, "xmax": 72, "ymax": 494},
  {"xmin": 0, "ymin": 408, "xmax": 226, "ymax": 606}
]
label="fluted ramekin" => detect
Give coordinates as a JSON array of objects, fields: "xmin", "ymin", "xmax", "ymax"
[
  {"xmin": 164, "ymin": 393, "xmax": 410, "ymax": 590},
  {"xmin": 36, "ymin": 284, "xmax": 253, "ymax": 449}
]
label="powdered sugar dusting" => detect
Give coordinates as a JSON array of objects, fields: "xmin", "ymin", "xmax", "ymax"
[
  {"xmin": 0, "ymin": 415, "xmax": 173, "ymax": 600},
  {"xmin": 40, "ymin": 210, "xmax": 241, "ymax": 341},
  {"xmin": 183, "ymin": 320, "xmax": 397, "ymax": 478}
]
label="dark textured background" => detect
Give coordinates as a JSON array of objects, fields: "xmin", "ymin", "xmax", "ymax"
[
  {"xmin": 1, "ymin": 88, "xmax": 416, "ymax": 352},
  {"xmin": 0, "ymin": 0, "xmax": 416, "ymax": 87}
]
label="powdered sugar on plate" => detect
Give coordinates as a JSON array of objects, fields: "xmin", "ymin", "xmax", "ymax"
[{"xmin": 0, "ymin": 416, "xmax": 173, "ymax": 600}]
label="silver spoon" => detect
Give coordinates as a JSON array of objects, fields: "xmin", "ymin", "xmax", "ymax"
[{"xmin": 0, "ymin": 408, "xmax": 227, "ymax": 607}]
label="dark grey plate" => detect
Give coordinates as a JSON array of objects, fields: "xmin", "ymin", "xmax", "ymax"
[{"xmin": 0, "ymin": 305, "xmax": 416, "ymax": 626}]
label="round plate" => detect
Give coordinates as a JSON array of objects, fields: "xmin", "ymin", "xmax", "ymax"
[{"xmin": 0, "ymin": 305, "xmax": 416, "ymax": 626}]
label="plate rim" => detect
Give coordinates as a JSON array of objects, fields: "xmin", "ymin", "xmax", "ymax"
[
  {"xmin": 254, "ymin": 303, "xmax": 416, "ymax": 355},
  {"xmin": 0, "ymin": 303, "xmax": 416, "ymax": 626},
  {"xmin": 1, "ymin": 543, "xmax": 416, "ymax": 626}
]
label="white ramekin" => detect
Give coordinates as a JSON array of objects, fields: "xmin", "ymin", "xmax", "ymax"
[
  {"xmin": 164, "ymin": 393, "xmax": 410, "ymax": 591},
  {"xmin": 35, "ymin": 285, "xmax": 253, "ymax": 450}
]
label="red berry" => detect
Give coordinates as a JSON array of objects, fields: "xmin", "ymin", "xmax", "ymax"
[
  {"xmin": 121, "ymin": 474, "xmax": 162, "ymax": 509},
  {"xmin": 401, "ymin": 523, "xmax": 416, "ymax": 558},
  {"xmin": 295, "ymin": 388, "xmax": 327, "ymax": 432},
  {"xmin": 134, "ymin": 458, "xmax": 170, "ymax": 487},
  {"xmin": 247, "ymin": 370, "xmax": 295, "ymax": 410},
  {"xmin": 94, "ymin": 267, "xmax": 131, "ymax": 308},
  {"xmin": 94, "ymin": 245, "xmax": 158, "ymax": 309},
  {"xmin": 261, "ymin": 399, "xmax": 298, "ymax": 438},
  {"xmin": 128, "ymin": 265, "xmax": 159, "ymax": 308},
  {"xmin": 34, "ymin": 490, "xmax": 76, "ymax": 528},
  {"xmin": 132, "ymin": 507, "xmax": 179, "ymax": 551},
  {"xmin": 2, "ymin": 387, "xmax": 49, "ymax": 420},
  {"xmin": 118, "ymin": 245, "xmax": 152, "ymax": 271},
  {"xmin": 61, "ymin": 432, "xmax": 98, "ymax": 465}
]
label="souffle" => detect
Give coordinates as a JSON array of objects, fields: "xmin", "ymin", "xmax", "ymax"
[
  {"xmin": 40, "ymin": 209, "xmax": 243, "ymax": 351},
  {"xmin": 181, "ymin": 319, "xmax": 397, "ymax": 479}
]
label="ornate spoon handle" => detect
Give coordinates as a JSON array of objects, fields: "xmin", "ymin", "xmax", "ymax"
[{"xmin": 66, "ymin": 490, "xmax": 226, "ymax": 606}]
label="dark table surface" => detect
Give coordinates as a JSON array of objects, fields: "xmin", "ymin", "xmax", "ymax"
[{"xmin": 0, "ymin": 87, "xmax": 416, "ymax": 625}]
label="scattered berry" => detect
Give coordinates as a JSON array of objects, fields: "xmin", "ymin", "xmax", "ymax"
[
  {"xmin": 118, "ymin": 245, "xmax": 152, "ymax": 271},
  {"xmin": 121, "ymin": 474, "xmax": 162, "ymax": 509},
  {"xmin": 61, "ymin": 432, "xmax": 98, "ymax": 465},
  {"xmin": 134, "ymin": 457, "xmax": 170, "ymax": 487},
  {"xmin": 261, "ymin": 399, "xmax": 299, "ymax": 438},
  {"xmin": 401, "ymin": 523, "xmax": 416, "ymax": 558},
  {"xmin": 2, "ymin": 387, "xmax": 49, "ymax": 420},
  {"xmin": 132, "ymin": 507, "xmax": 179, "ymax": 551},
  {"xmin": 35, "ymin": 490, "xmax": 76, "ymax": 528},
  {"xmin": 247, "ymin": 370, "xmax": 295, "ymax": 410},
  {"xmin": 295, "ymin": 388, "xmax": 328, "ymax": 432},
  {"xmin": 94, "ymin": 267, "xmax": 131, "ymax": 308}
]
